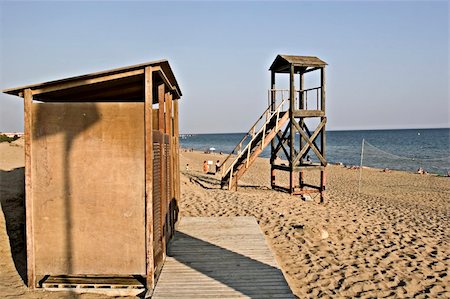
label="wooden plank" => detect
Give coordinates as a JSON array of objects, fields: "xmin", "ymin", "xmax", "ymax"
[
  {"xmin": 31, "ymin": 103, "xmax": 145, "ymax": 275},
  {"xmin": 172, "ymin": 99, "xmax": 180, "ymax": 234},
  {"xmin": 152, "ymin": 131, "xmax": 164, "ymax": 279},
  {"xmin": 158, "ymin": 84, "xmax": 165, "ymax": 132},
  {"xmin": 152, "ymin": 217, "xmax": 294, "ymax": 299},
  {"xmin": 320, "ymin": 67, "xmax": 327, "ymax": 202},
  {"xmin": 293, "ymin": 110, "xmax": 324, "ymax": 117},
  {"xmin": 299, "ymin": 73, "xmax": 305, "ymax": 190},
  {"xmin": 293, "ymin": 118, "xmax": 327, "ymax": 165},
  {"xmin": 152, "ymin": 66, "xmax": 181, "ymax": 99},
  {"xmin": 270, "ymin": 70, "xmax": 276, "ymax": 187},
  {"xmin": 164, "ymin": 92, "xmax": 171, "ymax": 135},
  {"xmin": 152, "ymin": 109, "xmax": 159, "ymax": 129},
  {"xmin": 321, "ymin": 67, "xmax": 326, "ymax": 112},
  {"xmin": 144, "ymin": 66, "xmax": 155, "ymax": 290},
  {"xmin": 30, "ymin": 69, "xmax": 144, "ymax": 95},
  {"xmin": 43, "ymin": 275, "xmax": 144, "ymax": 286},
  {"xmin": 289, "ymin": 65, "xmax": 295, "ymax": 192},
  {"xmin": 24, "ymin": 89, "xmax": 35, "ymax": 288}
]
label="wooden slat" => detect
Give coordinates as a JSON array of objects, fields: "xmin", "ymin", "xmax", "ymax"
[
  {"xmin": 144, "ymin": 66, "xmax": 154, "ymax": 290},
  {"xmin": 152, "ymin": 66, "xmax": 181, "ymax": 99},
  {"xmin": 42, "ymin": 275, "xmax": 144, "ymax": 287},
  {"xmin": 31, "ymin": 103, "xmax": 145, "ymax": 275},
  {"xmin": 293, "ymin": 110, "xmax": 324, "ymax": 117},
  {"xmin": 152, "ymin": 217, "xmax": 294, "ymax": 299},
  {"xmin": 293, "ymin": 118, "xmax": 327, "ymax": 165},
  {"xmin": 24, "ymin": 89, "xmax": 35, "ymax": 288},
  {"xmin": 289, "ymin": 65, "xmax": 295, "ymax": 192},
  {"xmin": 30, "ymin": 69, "xmax": 144, "ymax": 95},
  {"xmin": 173, "ymin": 99, "xmax": 180, "ymax": 231},
  {"xmin": 158, "ymin": 84, "xmax": 165, "ymax": 132}
]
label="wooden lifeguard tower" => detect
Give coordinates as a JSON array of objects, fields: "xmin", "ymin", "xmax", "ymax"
[
  {"xmin": 220, "ymin": 55, "xmax": 328, "ymax": 202},
  {"xmin": 3, "ymin": 59, "xmax": 182, "ymax": 295}
]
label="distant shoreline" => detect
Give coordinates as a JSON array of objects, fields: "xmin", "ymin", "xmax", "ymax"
[{"xmin": 180, "ymin": 127, "xmax": 450, "ymax": 135}]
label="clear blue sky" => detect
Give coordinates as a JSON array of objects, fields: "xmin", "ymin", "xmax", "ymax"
[{"xmin": 0, "ymin": 1, "xmax": 448, "ymax": 133}]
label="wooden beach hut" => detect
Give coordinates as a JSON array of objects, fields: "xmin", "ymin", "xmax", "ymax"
[{"xmin": 2, "ymin": 59, "xmax": 182, "ymax": 295}]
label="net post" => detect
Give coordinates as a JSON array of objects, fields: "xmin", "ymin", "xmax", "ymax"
[{"xmin": 358, "ymin": 138, "xmax": 365, "ymax": 193}]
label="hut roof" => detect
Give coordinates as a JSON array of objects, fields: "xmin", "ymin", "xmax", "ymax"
[
  {"xmin": 269, "ymin": 55, "xmax": 327, "ymax": 73},
  {"xmin": 2, "ymin": 59, "xmax": 182, "ymax": 102}
]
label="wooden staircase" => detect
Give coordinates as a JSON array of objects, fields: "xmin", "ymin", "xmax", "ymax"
[{"xmin": 220, "ymin": 99, "xmax": 289, "ymax": 190}]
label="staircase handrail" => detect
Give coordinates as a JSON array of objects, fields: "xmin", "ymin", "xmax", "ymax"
[{"xmin": 220, "ymin": 97, "xmax": 288, "ymax": 177}]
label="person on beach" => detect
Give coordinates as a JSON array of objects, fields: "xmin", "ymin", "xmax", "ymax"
[
  {"xmin": 185, "ymin": 164, "xmax": 190, "ymax": 171},
  {"xmin": 215, "ymin": 160, "xmax": 221, "ymax": 173},
  {"xmin": 417, "ymin": 167, "xmax": 428, "ymax": 175},
  {"xmin": 202, "ymin": 160, "xmax": 209, "ymax": 173}
]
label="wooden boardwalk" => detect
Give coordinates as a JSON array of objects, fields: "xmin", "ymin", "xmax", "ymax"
[{"xmin": 152, "ymin": 217, "xmax": 294, "ymax": 298}]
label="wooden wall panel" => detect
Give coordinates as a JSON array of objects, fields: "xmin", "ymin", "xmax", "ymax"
[{"xmin": 31, "ymin": 102, "xmax": 145, "ymax": 275}]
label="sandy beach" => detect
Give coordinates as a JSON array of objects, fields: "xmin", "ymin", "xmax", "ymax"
[{"xmin": 1, "ymin": 140, "xmax": 449, "ymax": 298}]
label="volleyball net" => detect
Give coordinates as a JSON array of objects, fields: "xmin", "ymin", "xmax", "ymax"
[{"xmin": 358, "ymin": 139, "xmax": 450, "ymax": 192}]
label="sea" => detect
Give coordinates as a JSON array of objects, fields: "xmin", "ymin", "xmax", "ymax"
[{"xmin": 180, "ymin": 128, "xmax": 450, "ymax": 175}]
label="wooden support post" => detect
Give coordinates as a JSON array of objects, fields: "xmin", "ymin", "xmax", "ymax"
[
  {"xmin": 299, "ymin": 72, "xmax": 304, "ymax": 191},
  {"xmin": 160, "ymin": 91, "xmax": 171, "ymax": 257},
  {"xmin": 173, "ymin": 99, "xmax": 180, "ymax": 210},
  {"xmin": 320, "ymin": 67, "xmax": 327, "ymax": 202},
  {"xmin": 166, "ymin": 92, "xmax": 173, "ymax": 239},
  {"xmin": 158, "ymin": 84, "xmax": 165, "ymax": 133},
  {"xmin": 270, "ymin": 70, "xmax": 276, "ymax": 188},
  {"xmin": 321, "ymin": 67, "xmax": 326, "ymax": 112},
  {"xmin": 144, "ymin": 67, "xmax": 155, "ymax": 290},
  {"xmin": 165, "ymin": 92, "xmax": 171, "ymax": 135},
  {"xmin": 289, "ymin": 65, "xmax": 295, "ymax": 193},
  {"xmin": 24, "ymin": 89, "xmax": 35, "ymax": 288}
]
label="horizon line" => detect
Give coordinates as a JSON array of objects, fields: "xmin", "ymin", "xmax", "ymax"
[{"xmin": 180, "ymin": 126, "xmax": 450, "ymax": 135}]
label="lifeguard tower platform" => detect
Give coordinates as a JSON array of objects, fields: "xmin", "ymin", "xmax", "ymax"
[{"xmin": 220, "ymin": 55, "xmax": 328, "ymax": 202}]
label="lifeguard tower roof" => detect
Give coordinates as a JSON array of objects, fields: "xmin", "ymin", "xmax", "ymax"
[
  {"xmin": 3, "ymin": 59, "xmax": 182, "ymax": 102},
  {"xmin": 269, "ymin": 55, "xmax": 327, "ymax": 73}
]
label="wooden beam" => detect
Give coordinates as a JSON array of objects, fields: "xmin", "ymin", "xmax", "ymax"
[
  {"xmin": 293, "ymin": 165, "xmax": 325, "ymax": 172},
  {"xmin": 321, "ymin": 67, "xmax": 326, "ymax": 112},
  {"xmin": 274, "ymin": 130, "xmax": 291, "ymax": 160},
  {"xmin": 152, "ymin": 66, "xmax": 181, "ymax": 99},
  {"xmin": 158, "ymin": 84, "xmax": 165, "ymax": 133},
  {"xmin": 272, "ymin": 64, "xmax": 290, "ymax": 73},
  {"xmin": 165, "ymin": 92, "xmax": 173, "ymax": 239},
  {"xmin": 303, "ymin": 66, "xmax": 321, "ymax": 74},
  {"xmin": 270, "ymin": 73, "xmax": 275, "ymax": 149},
  {"xmin": 173, "ymin": 99, "xmax": 180, "ymax": 213},
  {"xmin": 289, "ymin": 65, "xmax": 295, "ymax": 192},
  {"xmin": 294, "ymin": 118, "xmax": 327, "ymax": 165},
  {"xmin": 24, "ymin": 89, "xmax": 35, "ymax": 288},
  {"xmin": 144, "ymin": 67, "xmax": 155, "ymax": 290},
  {"xmin": 164, "ymin": 92, "xmax": 171, "ymax": 135},
  {"xmin": 320, "ymin": 66, "xmax": 327, "ymax": 202},
  {"xmin": 301, "ymin": 121, "xmax": 321, "ymax": 157},
  {"xmin": 293, "ymin": 110, "xmax": 325, "ymax": 117},
  {"xmin": 30, "ymin": 69, "xmax": 144, "ymax": 95},
  {"xmin": 271, "ymin": 164, "xmax": 291, "ymax": 171}
]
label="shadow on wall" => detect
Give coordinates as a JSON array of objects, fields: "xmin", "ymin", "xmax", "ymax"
[
  {"xmin": 32, "ymin": 103, "xmax": 100, "ymax": 276},
  {"xmin": 0, "ymin": 167, "xmax": 27, "ymax": 284}
]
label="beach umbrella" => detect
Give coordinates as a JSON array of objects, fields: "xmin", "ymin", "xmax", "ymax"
[{"xmin": 209, "ymin": 147, "xmax": 216, "ymax": 151}]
